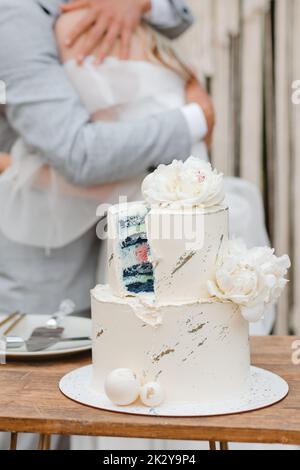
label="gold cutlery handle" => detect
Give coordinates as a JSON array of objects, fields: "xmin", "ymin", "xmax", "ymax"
[
  {"xmin": 0, "ymin": 311, "xmax": 19, "ymax": 329},
  {"xmin": 3, "ymin": 313, "xmax": 26, "ymax": 336}
]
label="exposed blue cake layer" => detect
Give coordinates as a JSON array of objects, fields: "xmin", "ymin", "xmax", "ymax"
[
  {"xmin": 117, "ymin": 205, "xmax": 154, "ymax": 295},
  {"xmin": 120, "ymin": 215, "xmax": 146, "ymax": 230},
  {"xmin": 126, "ymin": 279, "xmax": 154, "ymax": 294},
  {"xmin": 121, "ymin": 233, "xmax": 148, "ymax": 249},
  {"xmin": 123, "ymin": 262, "xmax": 153, "ymax": 277}
]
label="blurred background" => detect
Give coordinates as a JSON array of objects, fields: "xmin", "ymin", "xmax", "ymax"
[{"xmin": 173, "ymin": 0, "xmax": 300, "ymax": 335}]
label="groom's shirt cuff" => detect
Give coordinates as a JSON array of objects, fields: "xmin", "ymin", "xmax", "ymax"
[
  {"xmin": 181, "ymin": 103, "xmax": 208, "ymax": 144},
  {"xmin": 144, "ymin": 0, "xmax": 180, "ymax": 27}
]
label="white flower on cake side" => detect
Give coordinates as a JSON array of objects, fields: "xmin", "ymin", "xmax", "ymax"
[
  {"xmin": 142, "ymin": 156, "xmax": 224, "ymax": 208},
  {"xmin": 207, "ymin": 240, "xmax": 291, "ymax": 323}
]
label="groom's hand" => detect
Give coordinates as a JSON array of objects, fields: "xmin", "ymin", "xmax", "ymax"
[
  {"xmin": 61, "ymin": 0, "xmax": 151, "ymax": 64},
  {"xmin": 186, "ymin": 79, "xmax": 215, "ymax": 148}
]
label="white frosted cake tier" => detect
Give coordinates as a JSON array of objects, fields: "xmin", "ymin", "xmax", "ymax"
[
  {"xmin": 107, "ymin": 202, "xmax": 229, "ymax": 305},
  {"xmin": 91, "ymin": 285, "xmax": 251, "ymax": 405}
]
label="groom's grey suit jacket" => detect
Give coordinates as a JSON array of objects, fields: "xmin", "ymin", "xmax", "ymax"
[{"xmin": 0, "ymin": 0, "xmax": 193, "ymax": 314}]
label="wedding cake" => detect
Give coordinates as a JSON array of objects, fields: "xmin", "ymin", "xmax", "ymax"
[{"xmin": 91, "ymin": 157, "xmax": 290, "ymax": 408}]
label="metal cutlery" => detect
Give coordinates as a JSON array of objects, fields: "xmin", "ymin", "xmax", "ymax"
[
  {"xmin": 25, "ymin": 331, "xmax": 91, "ymax": 352},
  {"xmin": 1, "ymin": 301, "xmax": 89, "ymax": 353},
  {"xmin": 6, "ymin": 335, "xmax": 91, "ymax": 351},
  {"xmin": 0, "ymin": 312, "xmax": 26, "ymax": 363},
  {"xmin": 25, "ymin": 299, "xmax": 77, "ymax": 351},
  {"xmin": 46, "ymin": 299, "xmax": 76, "ymax": 329}
]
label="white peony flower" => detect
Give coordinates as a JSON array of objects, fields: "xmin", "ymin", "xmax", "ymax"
[
  {"xmin": 208, "ymin": 239, "xmax": 291, "ymax": 323},
  {"xmin": 142, "ymin": 157, "xmax": 224, "ymax": 208}
]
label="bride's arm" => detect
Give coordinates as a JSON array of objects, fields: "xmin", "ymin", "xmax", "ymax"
[{"xmin": 0, "ymin": 153, "xmax": 11, "ymax": 173}]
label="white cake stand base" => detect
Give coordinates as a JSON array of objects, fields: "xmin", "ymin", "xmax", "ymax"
[{"xmin": 59, "ymin": 365, "xmax": 288, "ymax": 417}]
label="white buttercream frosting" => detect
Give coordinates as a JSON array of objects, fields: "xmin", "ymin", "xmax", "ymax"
[
  {"xmin": 92, "ymin": 285, "xmax": 162, "ymax": 327},
  {"xmin": 92, "ymin": 284, "xmax": 234, "ymax": 327},
  {"xmin": 142, "ymin": 157, "xmax": 224, "ymax": 208},
  {"xmin": 207, "ymin": 239, "xmax": 291, "ymax": 323},
  {"xmin": 130, "ymin": 295, "xmax": 163, "ymax": 327}
]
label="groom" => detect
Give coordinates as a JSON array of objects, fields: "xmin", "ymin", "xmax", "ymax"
[{"xmin": 0, "ymin": 0, "xmax": 214, "ymax": 316}]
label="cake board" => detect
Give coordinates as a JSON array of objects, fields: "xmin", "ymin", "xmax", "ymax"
[{"xmin": 59, "ymin": 365, "xmax": 289, "ymax": 417}]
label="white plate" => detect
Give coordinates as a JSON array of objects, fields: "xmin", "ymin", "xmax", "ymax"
[
  {"xmin": 59, "ymin": 365, "xmax": 289, "ymax": 417},
  {"xmin": 0, "ymin": 313, "xmax": 92, "ymax": 359}
]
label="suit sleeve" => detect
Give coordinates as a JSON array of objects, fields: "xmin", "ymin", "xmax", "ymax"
[{"xmin": 145, "ymin": 0, "xmax": 194, "ymax": 39}]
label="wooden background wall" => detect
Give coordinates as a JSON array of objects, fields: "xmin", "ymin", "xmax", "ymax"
[{"xmin": 175, "ymin": 0, "xmax": 300, "ymax": 334}]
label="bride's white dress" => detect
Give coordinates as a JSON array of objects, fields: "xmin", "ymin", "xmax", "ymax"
[{"xmin": 0, "ymin": 57, "xmax": 276, "ymax": 449}]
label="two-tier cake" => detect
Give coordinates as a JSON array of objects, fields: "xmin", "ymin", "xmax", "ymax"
[{"xmin": 91, "ymin": 157, "xmax": 290, "ymax": 408}]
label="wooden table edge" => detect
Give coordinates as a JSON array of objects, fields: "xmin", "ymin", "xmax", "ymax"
[{"xmin": 1, "ymin": 419, "xmax": 300, "ymax": 445}]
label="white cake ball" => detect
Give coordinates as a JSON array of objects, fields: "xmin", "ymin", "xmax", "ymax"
[
  {"xmin": 140, "ymin": 382, "xmax": 164, "ymax": 407},
  {"xmin": 104, "ymin": 369, "xmax": 140, "ymax": 406}
]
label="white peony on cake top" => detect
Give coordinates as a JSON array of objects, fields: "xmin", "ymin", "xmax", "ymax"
[{"xmin": 142, "ymin": 156, "xmax": 224, "ymax": 208}]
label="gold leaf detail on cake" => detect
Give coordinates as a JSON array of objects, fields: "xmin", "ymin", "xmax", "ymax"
[
  {"xmin": 96, "ymin": 329, "xmax": 104, "ymax": 338},
  {"xmin": 171, "ymin": 251, "xmax": 196, "ymax": 276},
  {"xmin": 155, "ymin": 370, "xmax": 162, "ymax": 381},
  {"xmin": 218, "ymin": 326, "xmax": 229, "ymax": 341},
  {"xmin": 153, "ymin": 348, "xmax": 175, "ymax": 363},
  {"xmin": 188, "ymin": 322, "xmax": 206, "ymax": 334}
]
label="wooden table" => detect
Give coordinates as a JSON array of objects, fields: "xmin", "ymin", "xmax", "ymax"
[{"xmin": 1, "ymin": 336, "xmax": 300, "ymax": 449}]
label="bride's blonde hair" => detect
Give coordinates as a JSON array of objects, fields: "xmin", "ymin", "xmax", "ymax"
[{"xmin": 136, "ymin": 23, "xmax": 195, "ymax": 82}]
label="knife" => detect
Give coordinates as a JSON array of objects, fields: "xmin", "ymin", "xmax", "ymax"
[
  {"xmin": 27, "ymin": 300, "xmax": 76, "ymax": 343},
  {"xmin": 6, "ymin": 335, "xmax": 91, "ymax": 352},
  {"xmin": 25, "ymin": 326, "xmax": 65, "ymax": 352}
]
